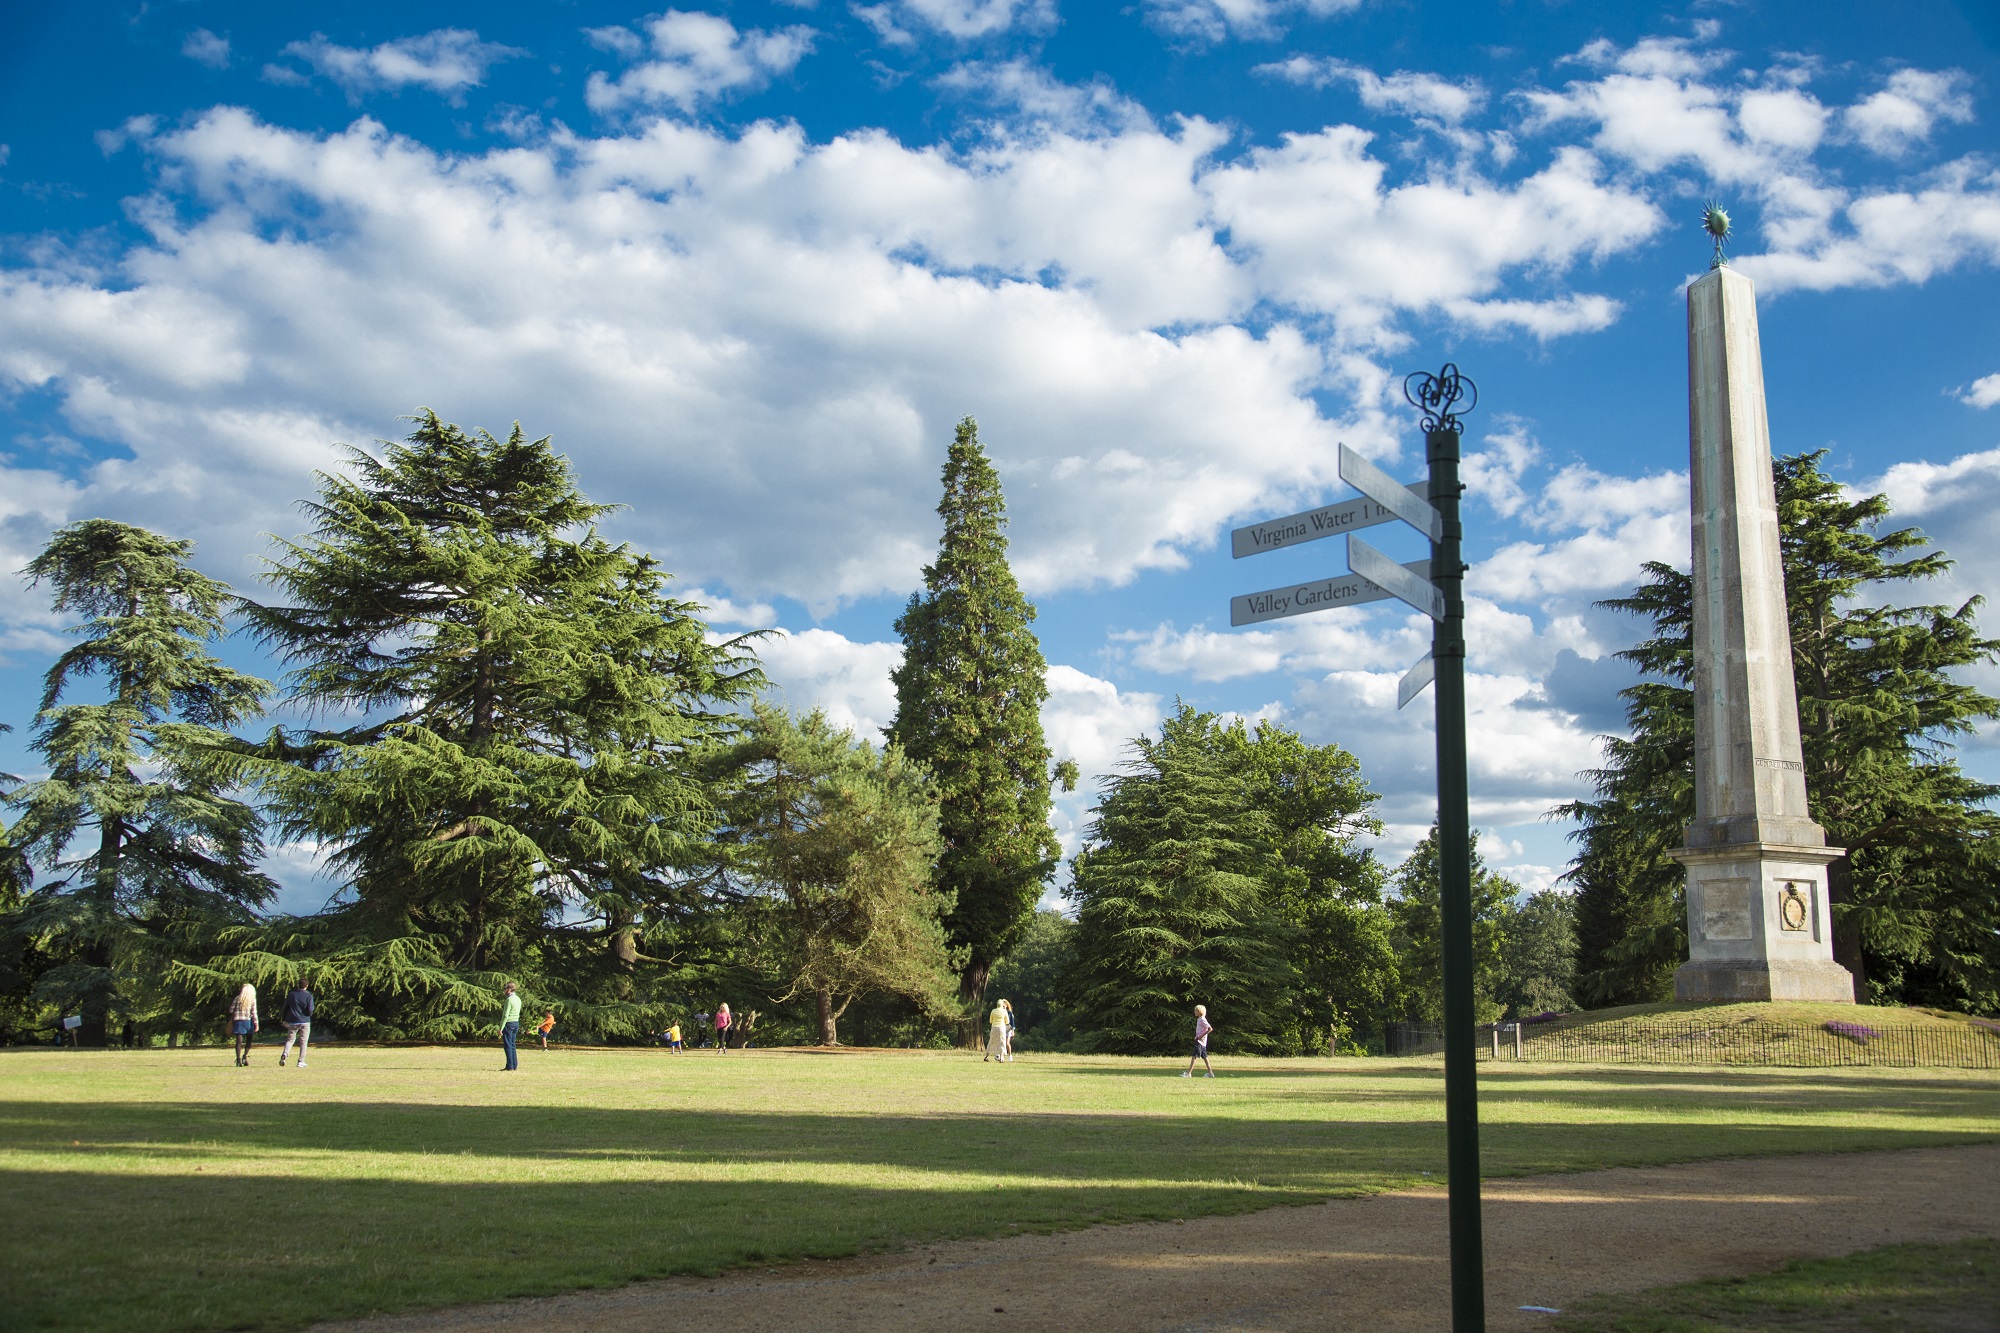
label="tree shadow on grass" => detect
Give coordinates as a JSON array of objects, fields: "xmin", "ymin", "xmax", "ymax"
[{"xmin": 3, "ymin": 1096, "xmax": 1995, "ymax": 1333}]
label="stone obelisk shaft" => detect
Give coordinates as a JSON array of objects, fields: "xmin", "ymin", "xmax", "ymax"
[{"xmin": 1671, "ymin": 266, "xmax": 1854, "ymax": 1003}]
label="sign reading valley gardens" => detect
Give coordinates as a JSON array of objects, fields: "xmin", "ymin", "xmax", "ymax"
[{"xmin": 1231, "ymin": 560, "xmax": 1431, "ymax": 626}]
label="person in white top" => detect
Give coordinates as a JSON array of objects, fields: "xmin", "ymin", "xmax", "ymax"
[
  {"xmin": 983, "ymin": 1001, "xmax": 1008, "ymax": 1062},
  {"xmin": 1181, "ymin": 1005, "xmax": 1215, "ymax": 1078}
]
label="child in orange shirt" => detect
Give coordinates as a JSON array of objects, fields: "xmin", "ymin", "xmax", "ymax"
[{"xmin": 537, "ymin": 1011, "xmax": 555, "ymax": 1051}]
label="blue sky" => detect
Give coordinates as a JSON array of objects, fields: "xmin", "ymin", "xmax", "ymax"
[{"xmin": 3, "ymin": 0, "xmax": 1998, "ymax": 912}]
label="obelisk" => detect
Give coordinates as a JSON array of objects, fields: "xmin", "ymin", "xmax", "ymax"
[{"xmin": 1670, "ymin": 218, "xmax": 1855, "ymax": 1003}]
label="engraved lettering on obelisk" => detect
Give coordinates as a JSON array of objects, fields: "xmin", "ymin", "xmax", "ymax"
[
  {"xmin": 1701, "ymin": 881, "xmax": 1753, "ymax": 941},
  {"xmin": 1669, "ymin": 209, "xmax": 1855, "ymax": 1003}
]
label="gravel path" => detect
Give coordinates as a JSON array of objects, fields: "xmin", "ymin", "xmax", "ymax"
[{"xmin": 319, "ymin": 1142, "xmax": 2000, "ymax": 1332}]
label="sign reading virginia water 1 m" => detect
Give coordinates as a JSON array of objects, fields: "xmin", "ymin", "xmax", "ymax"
[{"xmin": 1229, "ymin": 484, "xmax": 1429, "ymax": 559}]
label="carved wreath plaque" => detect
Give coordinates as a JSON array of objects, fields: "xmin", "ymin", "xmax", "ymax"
[{"xmin": 1778, "ymin": 883, "xmax": 1811, "ymax": 933}]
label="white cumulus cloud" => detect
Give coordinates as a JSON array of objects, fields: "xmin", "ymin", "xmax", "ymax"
[
  {"xmin": 1844, "ymin": 68, "xmax": 1975, "ymax": 156},
  {"xmin": 0, "ymin": 98, "xmax": 1674, "ymax": 618},
  {"xmin": 1145, "ymin": 0, "xmax": 1364, "ymax": 44},
  {"xmin": 182, "ymin": 29, "xmax": 231, "ymax": 70},
  {"xmin": 1958, "ymin": 374, "xmax": 2000, "ymax": 409},
  {"xmin": 586, "ymin": 11, "xmax": 814, "ymax": 113},
  {"xmin": 272, "ymin": 29, "xmax": 522, "ymax": 102},
  {"xmin": 857, "ymin": 0, "xmax": 1054, "ymax": 43},
  {"xmin": 1257, "ymin": 57, "xmax": 1486, "ymax": 124}
]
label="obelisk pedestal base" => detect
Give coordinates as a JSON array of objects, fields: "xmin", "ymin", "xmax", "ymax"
[
  {"xmin": 1670, "ymin": 841, "xmax": 1855, "ymax": 1005},
  {"xmin": 1673, "ymin": 957, "xmax": 1856, "ymax": 1003}
]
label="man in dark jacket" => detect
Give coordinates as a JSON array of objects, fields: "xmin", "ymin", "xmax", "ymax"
[{"xmin": 279, "ymin": 982, "xmax": 315, "ymax": 1068}]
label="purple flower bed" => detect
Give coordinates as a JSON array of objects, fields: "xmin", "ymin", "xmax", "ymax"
[
  {"xmin": 1521, "ymin": 1011, "xmax": 1566, "ymax": 1026},
  {"xmin": 1824, "ymin": 1020, "xmax": 1880, "ymax": 1045},
  {"xmin": 1973, "ymin": 1019, "xmax": 2000, "ymax": 1037}
]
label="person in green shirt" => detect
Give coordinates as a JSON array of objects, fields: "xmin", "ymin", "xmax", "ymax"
[{"xmin": 500, "ymin": 982, "xmax": 522, "ymax": 1071}]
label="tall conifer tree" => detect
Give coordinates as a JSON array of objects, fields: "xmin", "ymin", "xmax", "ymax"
[
  {"xmin": 7, "ymin": 521, "xmax": 273, "ymax": 1045},
  {"xmin": 890, "ymin": 417, "xmax": 1063, "ymax": 1006},
  {"xmin": 234, "ymin": 413, "xmax": 761, "ymax": 1037},
  {"xmin": 1565, "ymin": 453, "xmax": 2000, "ymax": 1010}
]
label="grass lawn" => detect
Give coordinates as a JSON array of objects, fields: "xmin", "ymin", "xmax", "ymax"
[
  {"xmin": 3, "ymin": 1044, "xmax": 1998, "ymax": 1331},
  {"xmin": 1554, "ymin": 1238, "xmax": 2000, "ymax": 1330}
]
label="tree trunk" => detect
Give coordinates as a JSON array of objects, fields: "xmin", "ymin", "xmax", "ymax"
[
  {"xmin": 816, "ymin": 987, "xmax": 837, "ymax": 1046},
  {"xmin": 958, "ymin": 957, "xmax": 991, "ymax": 1048},
  {"xmin": 611, "ymin": 907, "xmax": 639, "ymax": 998},
  {"xmin": 78, "ymin": 938, "xmax": 113, "ymax": 1047},
  {"xmin": 1826, "ymin": 854, "xmax": 1869, "ymax": 997}
]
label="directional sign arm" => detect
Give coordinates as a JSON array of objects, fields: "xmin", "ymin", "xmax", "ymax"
[
  {"xmin": 1230, "ymin": 560, "xmax": 1431, "ymax": 626},
  {"xmin": 1348, "ymin": 534, "xmax": 1446, "ymax": 621},
  {"xmin": 1398, "ymin": 652, "xmax": 1436, "ymax": 709},
  {"xmin": 1230, "ymin": 483, "xmax": 1430, "ymax": 559},
  {"xmin": 1340, "ymin": 444, "xmax": 1443, "ymax": 543}
]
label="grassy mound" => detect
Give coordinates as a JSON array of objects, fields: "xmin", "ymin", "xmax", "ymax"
[
  {"xmin": 1506, "ymin": 1002, "xmax": 2000, "ymax": 1068},
  {"xmin": 1531, "ymin": 1000, "xmax": 1994, "ymax": 1034}
]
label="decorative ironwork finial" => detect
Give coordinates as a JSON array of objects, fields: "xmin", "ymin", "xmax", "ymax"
[
  {"xmin": 1404, "ymin": 363, "xmax": 1477, "ymax": 434},
  {"xmin": 1702, "ymin": 201, "xmax": 1731, "ymax": 269}
]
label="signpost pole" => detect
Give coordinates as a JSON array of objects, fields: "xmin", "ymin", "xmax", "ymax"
[
  {"xmin": 1229, "ymin": 362, "xmax": 1484, "ymax": 1327},
  {"xmin": 1417, "ymin": 373, "xmax": 1485, "ymax": 1333}
]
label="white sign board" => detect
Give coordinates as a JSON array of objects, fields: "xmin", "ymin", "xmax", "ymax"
[
  {"xmin": 1398, "ymin": 652, "xmax": 1436, "ymax": 709},
  {"xmin": 1340, "ymin": 444, "xmax": 1443, "ymax": 543},
  {"xmin": 1230, "ymin": 560, "xmax": 1431, "ymax": 627},
  {"xmin": 1349, "ymin": 535, "xmax": 1446, "ymax": 621},
  {"xmin": 1230, "ymin": 484, "xmax": 1428, "ymax": 559}
]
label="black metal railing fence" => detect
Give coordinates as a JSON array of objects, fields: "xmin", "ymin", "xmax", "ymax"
[{"xmin": 1386, "ymin": 1015, "xmax": 2000, "ymax": 1068}]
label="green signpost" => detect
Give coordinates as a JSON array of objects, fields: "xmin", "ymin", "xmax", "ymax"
[{"xmin": 1227, "ymin": 363, "xmax": 1486, "ymax": 1332}]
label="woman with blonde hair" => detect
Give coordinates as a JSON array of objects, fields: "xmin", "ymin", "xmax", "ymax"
[
  {"xmin": 1000, "ymin": 999, "xmax": 1017, "ymax": 1062},
  {"xmin": 984, "ymin": 999, "xmax": 1008, "ymax": 1062},
  {"xmin": 228, "ymin": 983, "xmax": 259, "ymax": 1066}
]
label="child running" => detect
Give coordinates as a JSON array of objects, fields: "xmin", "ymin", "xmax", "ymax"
[
  {"xmin": 667, "ymin": 1022, "xmax": 683, "ymax": 1053},
  {"xmin": 1181, "ymin": 1005, "xmax": 1215, "ymax": 1078},
  {"xmin": 537, "ymin": 1010, "xmax": 556, "ymax": 1051}
]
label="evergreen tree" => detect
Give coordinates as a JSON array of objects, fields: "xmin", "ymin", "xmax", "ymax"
[
  {"xmin": 1388, "ymin": 828, "xmax": 1518, "ymax": 1026},
  {"xmin": 706, "ymin": 706, "xmax": 957, "ymax": 1045},
  {"xmin": 1565, "ymin": 452, "xmax": 2000, "ymax": 1010},
  {"xmin": 889, "ymin": 417, "xmax": 1066, "ymax": 1008},
  {"xmin": 5, "ymin": 521, "xmax": 273, "ymax": 1046},
  {"xmin": 1065, "ymin": 707, "xmax": 1296, "ymax": 1053},
  {"xmin": 1560, "ymin": 565, "xmax": 1695, "ymax": 1006},
  {"xmin": 1218, "ymin": 716, "xmax": 1393, "ymax": 1051},
  {"xmin": 1062, "ymin": 706, "xmax": 1379, "ymax": 1054},
  {"xmin": 1494, "ymin": 890, "xmax": 1578, "ymax": 1019},
  {"xmin": 229, "ymin": 413, "xmax": 762, "ymax": 1037}
]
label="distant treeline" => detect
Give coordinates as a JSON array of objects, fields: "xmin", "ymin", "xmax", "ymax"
[{"xmin": 0, "ymin": 422, "xmax": 1991, "ymax": 1052}]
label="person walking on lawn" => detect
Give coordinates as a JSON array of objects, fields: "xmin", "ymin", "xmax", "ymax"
[
  {"xmin": 984, "ymin": 1000, "xmax": 1008, "ymax": 1062},
  {"xmin": 1001, "ymin": 999, "xmax": 1017, "ymax": 1062},
  {"xmin": 708, "ymin": 1000, "xmax": 732, "ymax": 1056},
  {"xmin": 228, "ymin": 983, "xmax": 259, "ymax": 1066},
  {"xmin": 1182, "ymin": 1005, "xmax": 1215, "ymax": 1078},
  {"xmin": 499, "ymin": 982, "xmax": 522, "ymax": 1071},
  {"xmin": 279, "ymin": 980, "xmax": 314, "ymax": 1068}
]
